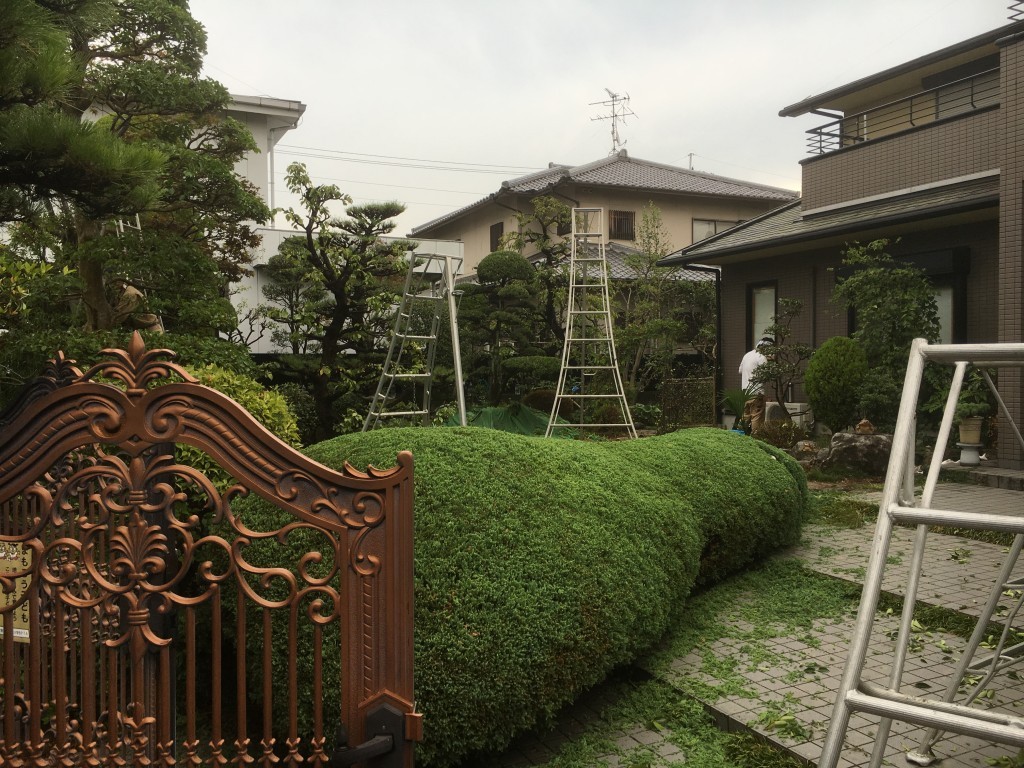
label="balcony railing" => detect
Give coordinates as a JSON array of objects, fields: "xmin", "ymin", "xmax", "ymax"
[{"xmin": 806, "ymin": 67, "xmax": 999, "ymax": 154}]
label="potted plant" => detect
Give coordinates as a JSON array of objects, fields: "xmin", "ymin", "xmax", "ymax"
[
  {"xmin": 955, "ymin": 401, "xmax": 989, "ymax": 444},
  {"xmin": 955, "ymin": 369, "xmax": 994, "ymax": 445},
  {"xmin": 720, "ymin": 386, "xmax": 758, "ymax": 433}
]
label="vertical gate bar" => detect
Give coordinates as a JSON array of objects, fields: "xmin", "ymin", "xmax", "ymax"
[
  {"xmin": 339, "ymin": 536, "xmax": 353, "ymax": 747},
  {"xmin": 210, "ymin": 590, "xmax": 222, "ymax": 760},
  {"xmin": 54, "ymin": 599, "xmax": 67, "ymax": 754},
  {"xmin": 26, "ymin": 581, "xmax": 43, "ymax": 765},
  {"xmin": 312, "ymin": 623, "xmax": 324, "ymax": 767},
  {"xmin": 234, "ymin": 589, "xmax": 248, "ymax": 762},
  {"xmin": 81, "ymin": 607, "xmax": 95, "ymax": 756},
  {"xmin": 2, "ymin": 613, "xmax": 15, "ymax": 758},
  {"xmin": 107, "ymin": 644, "xmax": 119, "ymax": 755},
  {"xmin": 261, "ymin": 607, "xmax": 274, "ymax": 760},
  {"xmin": 185, "ymin": 607, "xmax": 197, "ymax": 760},
  {"xmin": 287, "ymin": 600, "xmax": 299, "ymax": 766},
  {"xmin": 158, "ymin": 644, "xmax": 171, "ymax": 760}
]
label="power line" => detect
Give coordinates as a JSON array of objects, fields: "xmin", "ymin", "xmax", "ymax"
[
  {"xmin": 276, "ymin": 144, "xmax": 541, "ymax": 174},
  {"xmin": 271, "ymin": 170, "xmax": 487, "ymax": 197}
]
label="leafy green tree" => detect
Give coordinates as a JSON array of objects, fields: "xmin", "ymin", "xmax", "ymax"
[
  {"xmin": 615, "ymin": 202, "xmax": 689, "ymax": 393},
  {"xmin": 832, "ymin": 238, "xmax": 940, "ymax": 429},
  {"xmin": 804, "ymin": 335, "xmax": 868, "ymax": 432},
  {"xmin": 280, "ymin": 162, "xmax": 412, "ymax": 439},
  {"xmin": 1, "ymin": 0, "xmax": 268, "ymax": 336},
  {"xmin": 501, "ymin": 195, "xmax": 571, "ymax": 349},
  {"xmin": 0, "ymin": 1, "xmax": 166, "ymax": 223},
  {"xmin": 260, "ymin": 247, "xmax": 330, "ymax": 355},
  {"xmin": 751, "ymin": 298, "xmax": 813, "ymax": 405},
  {"xmin": 459, "ymin": 251, "xmax": 539, "ymax": 405}
]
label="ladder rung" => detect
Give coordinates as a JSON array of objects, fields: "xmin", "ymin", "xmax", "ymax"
[
  {"xmin": 572, "ymin": 256, "xmax": 605, "ymax": 262},
  {"xmin": 401, "ymin": 335, "xmax": 436, "ymax": 342},
  {"xmin": 574, "ymin": 233, "xmax": 602, "ymax": 238},
  {"xmin": 385, "ymin": 372, "xmax": 432, "ymax": 379},
  {"xmin": 373, "ymin": 410, "xmax": 428, "ymax": 418},
  {"xmin": 568, "ymin": 310, "xmax": 610, "ymax": 315},
  {"xmin": 567, "ymin": 337, "xmax": 614, "ymax": 342},
  {"xmin": 550, "ymin": 423, "xmax": 634, "ymax": 429},
  {"xmin": 555, "ymin": 393, "xmax": 626, "ymax": 399},
  {"xmin": 561, "ymin": 365, "xmax": 617, "ymax": 370}
]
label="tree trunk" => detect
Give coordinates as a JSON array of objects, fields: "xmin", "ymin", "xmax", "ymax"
[{"xmin": 78, "ymin": 255, "xmax": 115, "ymax": 331}]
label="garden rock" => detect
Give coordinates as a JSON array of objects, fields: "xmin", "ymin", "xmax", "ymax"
[{"xmin": 819, "ymin": 431, "xmax": 892, "ymax": 475}]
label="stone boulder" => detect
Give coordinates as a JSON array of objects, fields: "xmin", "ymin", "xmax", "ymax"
[{"xmin": 818, "ymin": 432, "xmax": 893, "ymax": 476}]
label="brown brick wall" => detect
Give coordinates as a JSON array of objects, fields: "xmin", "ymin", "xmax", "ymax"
[
  {"xmin": 801, "ymin": 108, "xmax": 999, "ymax": 210},
  {"xmin": 998, "ymin": 33, "xmax": 1024, "ymax": 467}
]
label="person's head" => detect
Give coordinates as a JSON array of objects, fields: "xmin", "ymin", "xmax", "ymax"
[{"xmin": 757, "ymin": 337, "xmax": 773, "ymax": 350}]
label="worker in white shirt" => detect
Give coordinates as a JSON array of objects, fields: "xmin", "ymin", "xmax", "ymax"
[{"xmin": 738, "ymin": 337, "xmax": 773, "ymax": 433}]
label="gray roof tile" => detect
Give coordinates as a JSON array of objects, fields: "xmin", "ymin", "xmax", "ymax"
[
  {"xmin": 661, "ymin": 175, "xmax": 999, "ymax": 265},
  {"xmin": 411, "ymin": 150, "xmax": 797, "ymax": 235}
]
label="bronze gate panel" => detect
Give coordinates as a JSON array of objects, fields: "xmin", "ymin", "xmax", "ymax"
[{"xmin": 0, "ymin": 334, "xmax": 420, "ymax": 766}]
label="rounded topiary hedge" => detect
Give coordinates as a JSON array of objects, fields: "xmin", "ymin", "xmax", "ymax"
[{"xmin": 237, "ymin": 427, "xmax": 807, "ymax": 767}]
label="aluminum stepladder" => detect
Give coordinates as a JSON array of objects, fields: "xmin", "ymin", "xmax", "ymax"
[
  {"xmin": 545, "ymin": 208, "xmax": 636, "ymax": 439},
  {"xmin": 818, "ymin": 340, "xmax": 1024, "ymax": 768},
  {"xmin": 363, "ymin": 251, "xmax": 467, "ymax": 430}
]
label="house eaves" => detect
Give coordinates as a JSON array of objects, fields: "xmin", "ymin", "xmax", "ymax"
[
  {"xmin": 780, "ymin": 21, "xmax": 1023, "ymax": 117},
  {"xmin": 659, "ymin": 175, "xmax": 998, "ymax": 267}
]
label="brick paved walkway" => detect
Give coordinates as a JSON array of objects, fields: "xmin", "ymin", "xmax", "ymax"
[{"xmin": 474, "ymin": 481, "xmax": 1024, "ymax": 767}]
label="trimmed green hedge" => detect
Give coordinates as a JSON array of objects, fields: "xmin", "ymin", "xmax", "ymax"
[{"xmin": 237, "ymin": 427, "xmax": 807, "ymax": 767}]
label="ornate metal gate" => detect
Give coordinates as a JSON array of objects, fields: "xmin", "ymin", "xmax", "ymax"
[{"xmin": 0, "ymin": 334, "xmax": 420, "ymax": 766}]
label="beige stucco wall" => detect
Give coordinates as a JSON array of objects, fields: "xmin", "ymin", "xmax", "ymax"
[{"xmin": 419, "ymin": 188, "xmax": 789, "ymax": 274}]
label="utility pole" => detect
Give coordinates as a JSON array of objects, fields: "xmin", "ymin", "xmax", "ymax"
[{"xmin": 590, "ymin": 89, "xmax": 637, "ymax": 155}]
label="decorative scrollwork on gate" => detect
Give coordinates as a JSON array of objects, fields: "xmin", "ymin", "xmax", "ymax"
[{"xmin": 0, "ymin": 334, "xmax": 417, "ymax": 767}]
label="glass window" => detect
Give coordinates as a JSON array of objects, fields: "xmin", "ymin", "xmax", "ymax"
[
  {"xmin": 609, "ymin": 210, "xmax": 635, "ymax": 240},
  {"xmin": 489, "ymin": 221, "xmax": 504, "ymax": 253},
  {"xmin": 934, "ymin": 284, "xmax": 954, "ymax": 345},
  {"xmin": 693, "ymin": 218, "xmax": 740, "ymax": 243},
  {"xmin": 749, "ymin": 284, "xmax": 776, "ymax": 348}
]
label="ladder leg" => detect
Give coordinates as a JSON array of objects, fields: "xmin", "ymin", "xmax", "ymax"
[{"xmin": 817, "ymin": 340, "xmax": 929, "ymax": 768}]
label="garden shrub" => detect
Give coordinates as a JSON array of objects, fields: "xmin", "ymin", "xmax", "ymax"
[
  {"xmin": 173, "ymin": 365, "xmax": 301, "ymax": 491},
  {"xmin": 752, "ymin": 420, "xmax": 808, "ymax": 450},
  {"xmin": 235, "ymin": 427, "xmax": 807, "ymax": 767},
  {"xmin": 804, "ymin": 336, "xmax": 868, "ymax": 432},
  {"xmin": 521, "ymin": 387, "xmax": 577, "ymax": 418}
]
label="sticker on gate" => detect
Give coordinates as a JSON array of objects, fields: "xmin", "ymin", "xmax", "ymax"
[{"xmin": 0, "ymin": 543, "xmax": 32, "ymax": 642}]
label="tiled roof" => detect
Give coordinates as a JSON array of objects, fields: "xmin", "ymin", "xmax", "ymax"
[
  {"xmin": 552, "ymin": 242, "xmax": 718, "ymax": 282},
  {"xmin": 660, "ymin": 175, "xmax": 999, "ymax": 265},
  {"xmin": 410, "ymin": 150, "xmax": 797, "ymax": 235}
]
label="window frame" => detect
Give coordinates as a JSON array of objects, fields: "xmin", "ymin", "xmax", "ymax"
[
  {"xmin": 746, "ymin": 281, "xmax": 778, "ymax": 351},
  {"xmin": 609, "ymin": 210, "xmax": 636, "ymax": 241},
  {"xmin": 489, "ymin": 221, "xmax": 504, "ymax": 253}
]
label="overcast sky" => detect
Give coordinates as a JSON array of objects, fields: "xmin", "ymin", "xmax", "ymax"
[{"xmin": 188, "ymin": 0, "xmax": 1012, "ymax": 240}]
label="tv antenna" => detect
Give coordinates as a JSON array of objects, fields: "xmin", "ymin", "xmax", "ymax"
[{"xmin": 590, "ymin": 88, "xmax": 637, "ymax": 155}]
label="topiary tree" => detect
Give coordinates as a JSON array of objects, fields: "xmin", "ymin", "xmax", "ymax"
[
  {"xmin": 750, "ymin": 298, "xmax": 812, "ymax": 405},
  {"xmin": 832, "ymin": 239, "xmax": 940, "ymax": 431},
  {"xmin": 804, "ymin": 336, "xmax": 869, "ymax": 432},
  {"xmin": 234, "ymin": 427, "xmax": 808, "ymax": 767},
  {"xmin": 460, "ymin": 250, "xmax": 539, "ymax": 404}
]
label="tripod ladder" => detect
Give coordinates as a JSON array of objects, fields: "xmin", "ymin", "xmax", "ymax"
[
  {"xmin": 818, "ymin": 340, "xmax": 1024, "ymax": 768},
  {"xmin": 363, "ymin": 252, "xmax": 467, "ymax": 430},
  {"xmin": 546, "ymin": 207, "xmax": 636, "ymax": 439}
]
